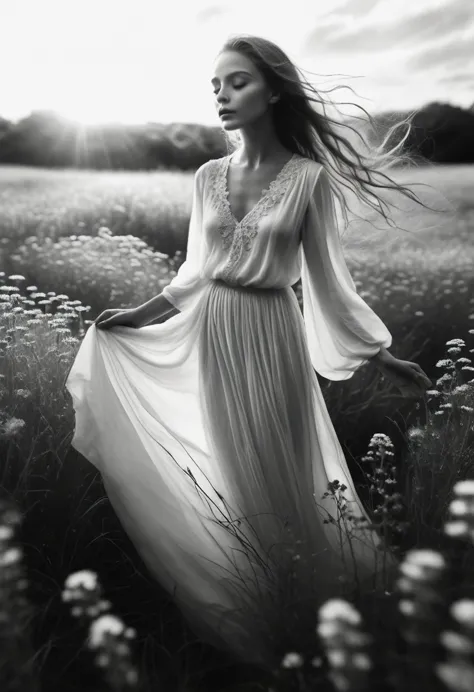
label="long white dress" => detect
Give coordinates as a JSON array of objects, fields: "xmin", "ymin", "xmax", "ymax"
[{"xmin": 65, "ymin": 153, "xmax": 394, "ymax": 668}]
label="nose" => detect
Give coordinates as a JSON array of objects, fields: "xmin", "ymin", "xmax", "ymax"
[{"xmin": 215, "ymin": 87, "xmax": 229, "ymax": 103}]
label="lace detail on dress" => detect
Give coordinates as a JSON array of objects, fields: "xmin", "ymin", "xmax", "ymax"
[
  {"xmin": 210, "ymin": 154, "xmax": 308, "ymax": 285},
  {"xmin": 207, "ymin": 159, "xmax": 235, "ymax": 251}
]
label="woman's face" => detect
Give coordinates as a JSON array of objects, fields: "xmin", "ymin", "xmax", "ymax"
[{"xmin": 211, "ymin": 50, "xmax": 274, "ymax": 130}]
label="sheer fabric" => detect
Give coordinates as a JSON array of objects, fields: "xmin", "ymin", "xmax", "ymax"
[{"xmin": 66, "ymin": 153, "xmax": 395, "ymax": 669}]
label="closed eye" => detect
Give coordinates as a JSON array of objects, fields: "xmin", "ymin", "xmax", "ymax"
[{"xmin": 213, "ymin": 83, "xmax": 246, "ymax": 95}]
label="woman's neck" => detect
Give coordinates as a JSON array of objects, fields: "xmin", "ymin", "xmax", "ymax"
[{"xmin": 232, "ymin": 123, "xmax": 291, "ymax": 169}]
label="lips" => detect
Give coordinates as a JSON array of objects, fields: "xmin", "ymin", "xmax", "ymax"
[{"xmin": 219, "ymin": 109, "xmax": 235, "ymax": 117}]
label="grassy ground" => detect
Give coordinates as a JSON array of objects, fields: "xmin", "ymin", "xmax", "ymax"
[{"xmin": 0, "ymin": 162, "xmax": 474, "ymax": 691}]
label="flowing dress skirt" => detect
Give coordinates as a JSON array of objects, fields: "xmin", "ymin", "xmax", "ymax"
[{"xmin": 66, "ymin": 278, "xmax": 392, "ymax": 669}]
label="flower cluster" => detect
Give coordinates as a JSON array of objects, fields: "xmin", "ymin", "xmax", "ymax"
[
  {"xmin": 444, "ymin": 480, "xmax": 474, "ymax": 543},
  {"xmin": 437, "ymin": 598, "xmax": 474, "ymax": 692},
  {"xmin": 62, "ymin": 570, "xmax": 139, "ymax": 690},
  {"xmin": 317, "ymin": 598, "xmax": 372, "ymax": 691},
  {"xmin": 361, "ymin": 433, "xmax": 409, "ymax": 549},
  {"xmin": 0, "ymin": 498, "xmax": 37, "ymax": 690}
]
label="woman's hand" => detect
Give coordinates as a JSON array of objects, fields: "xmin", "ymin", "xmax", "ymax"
[
  {"xmin": 375, "ymin": 353, "xmax": 432, "ymax": 399},
  {"xmin": 94, "ymin": 308, "xmax": 140, "ymax": 330}
]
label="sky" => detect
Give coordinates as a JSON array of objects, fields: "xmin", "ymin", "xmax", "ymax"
[{"xmin": 1, "ymin": 0, "xmax": 473, "ymax": 127}]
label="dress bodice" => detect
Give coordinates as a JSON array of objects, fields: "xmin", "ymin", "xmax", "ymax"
[{"xmin": 161, "ymin": 154, "xmax": 392, "ymax": 381}]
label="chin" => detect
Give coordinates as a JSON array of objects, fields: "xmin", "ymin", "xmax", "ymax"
[{"xmin": 220, "ymin": 119, "xmax": 240, "ymax": 131}]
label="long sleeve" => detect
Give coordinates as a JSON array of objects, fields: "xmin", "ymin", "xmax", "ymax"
[
  {"xmin": 301, "ymin": 165, "xmax": 392, "ymax": 381},
  {"xmin": 161, "ymin": 165, "xmax": 209, "ymax": 313}
]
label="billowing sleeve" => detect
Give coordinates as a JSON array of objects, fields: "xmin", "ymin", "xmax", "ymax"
[
  {"xmin": 161, "ymin": 164, "xmax": 209, "ymax": 313},
  {"xmin": 301, "ymin": 165, "xmax": 392, "ymax": 381}
]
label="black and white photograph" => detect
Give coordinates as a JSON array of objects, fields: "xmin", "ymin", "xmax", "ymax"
[{"xmin": 1, "ymin": 1, "xmax": 474, "ymax": 690}]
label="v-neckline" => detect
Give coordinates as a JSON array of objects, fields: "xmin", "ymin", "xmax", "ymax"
[{"xmin": 223, "ymin": 152, "xmax": 297, "ymax": 227}]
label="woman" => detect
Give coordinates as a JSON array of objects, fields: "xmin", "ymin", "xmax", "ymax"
[{"xmin": 66, "ymin": 35, "xmax": 432, "ymax": 668}]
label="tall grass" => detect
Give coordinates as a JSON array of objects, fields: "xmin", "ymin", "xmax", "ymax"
[{"xmin": 0, "ymin": 163, "xmax": 474, "ymax": 690}]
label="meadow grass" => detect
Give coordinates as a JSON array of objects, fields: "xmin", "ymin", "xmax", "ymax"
[{"xmin": 0, "ymin": 163, "xmax": 474, "ymax": 691}]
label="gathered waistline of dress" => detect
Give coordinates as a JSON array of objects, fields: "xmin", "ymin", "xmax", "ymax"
[{"xmin": 210, "ymin": 277, "xmax": 289, "ymax": 295}]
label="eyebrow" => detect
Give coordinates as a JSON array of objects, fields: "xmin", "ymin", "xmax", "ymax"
[{"xmin": 210, "ymin": 70, "xmax": 252, "ymax": 85}]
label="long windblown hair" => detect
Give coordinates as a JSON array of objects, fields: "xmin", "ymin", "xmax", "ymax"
[{"xmin": 217, "ymin": 34, "xmax": 445, "ymax": 240}]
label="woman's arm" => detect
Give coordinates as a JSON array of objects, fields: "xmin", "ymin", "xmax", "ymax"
[
  {"xmin": 132, "ymin": 293, "xmax": 176, "ymax": 327},
  {"xmin": 300, "ymin": 164, "xmax": 393, "ymax": 380},
  {"xmin": 371, "ymin": 345, "xmax": 393, "ymax": 364}
]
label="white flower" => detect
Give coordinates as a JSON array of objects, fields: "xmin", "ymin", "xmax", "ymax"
[
  {"xmin": 399, "ymin": 599, "xmax": 416, "ymax": 616},
  {"xmin": 408, "ymin": 427, "xmax": 425, "ymax": 440},
  {"xmin": 0, "ymin": 547, "xmax": 22, "ymax": 566},
  {"xmin": 319, "ymin": 598, "xmax": 362, "ymax": 625},
  {"xmin": 436, "ymin": 359, "xmax": 454, "ymax": 368},
  {"xmin": 0, "ymin": 526, "xmax": 14, "ymax": 541},
  {"xmin": 317, "ymin": 621, "xmax": 341, "ymax": 639},
  {"xmin": 281, "ymin": 652, "xmax": 304, "ymax": 668},
  {"xmin": 444, "ymin": 521, "xmax": 469, "ymax": 537},
  {"xmin": 399, "ymin": 562, "xmax": 425, "ymax": 580},
  {"xmin": 405, "ymin": 549, "xmax": 445, "ymax": 569},
  {"xmin": 451, "ymin": 599, "xmax": 474, "ymax": 628},
  {"xmin": 449, "ymin": 499, "xmax": 470, "ymax": 516},
  {"xmin": 454, "ymin": 480, "xmax": 474, "ymax": 496},
  {"xmin": 327, "ymin": 649, "xmax": 347, "ymax": 668},
  {"xmin": 436, "ymin": 661, "xmax": 474, "ymax": 692},
  {"xmin": 441, "ymin": 630, "xmax": 474, "ymax": 654},
  {"xmin": 88, "ymin": 614, "xmax": 126, "ymax": 649},
  {"xmin": 64, "ymin": 570, "xmax": 98, "ymax": 591},
  {"xmin": 1, "ymin": 417, "xmax": 26, "ymax": 438},
  {"xmin": 352, "ymin": 652, "xmax": 372, "ymax": 670}
]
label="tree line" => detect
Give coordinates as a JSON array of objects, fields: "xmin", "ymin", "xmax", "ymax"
[{"xmin": 0, "ymin": 101, "xmax": 473, "ymax": 171}]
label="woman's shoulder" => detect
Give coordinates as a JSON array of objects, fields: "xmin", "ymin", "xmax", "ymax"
[
  {"xmin": 194, "ymin": 156, "xmax": 226, "ymax": 183},
  {"xmin": 300, "ymin": 155, "xmax": 324, "ymax": 171}
]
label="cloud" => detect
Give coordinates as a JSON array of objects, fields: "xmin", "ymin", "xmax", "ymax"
[
  {"xmin": 409, "ymin": 34, "xmax": 474, "ymax": 71},
  {"xmin": 195, "ymin": 6, "xmax": 228, "ymax": 23},
  {"xmin": 326, "ymin": 0, "xmax": 384, "ymax": 18},
  {"xmin": 303, "ymin": 0, "xmax": 473, "ymax": 56},
  {"xmin": 438, "ymin": 72, "xmax": 474, "ymax": 86}
]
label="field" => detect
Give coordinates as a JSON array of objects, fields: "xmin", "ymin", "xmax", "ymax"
[{"xmin": 1, "ymin": 162, "xmax": 474, "ymax": 692}]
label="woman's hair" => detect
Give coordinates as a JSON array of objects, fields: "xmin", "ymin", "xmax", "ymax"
[{"xmin": 216, "ymin": 34, "xmax": 446, "ymax": 239}]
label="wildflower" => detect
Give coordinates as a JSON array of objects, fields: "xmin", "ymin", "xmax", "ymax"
[
  {"xmin": 0, "ymin": 526, "xmax": 14, "ymax": 541},
  {"xmin": 407, "ymin": 550, "xmax": 445, "ymax": 569},
  {"xmin": 319, "ymin": 598, "xmax": 362, "ymax": 625},
  {"xmin": 453, "ymin": 480, "xmax": 474, "ymax": 496},
  {"xmin": 88, "ymin": 614, "xmax": 126, "ymax": 649},
  {"xmin": 399, "ymin": 598, "xmax": 417, "ymax": 617},
  {"xmin": 281, "ymin": 652, "xmax": 304, "ymax": 668},
  {"xmin": 317, "ymin": 597, "xmax": 372, "ymax": 690},
  {"xmin": 0, "ymin": 417, "xmax": 26, "ymax": 439},
  {"xmin": 444, "ymin": 521, "xmax": 470, "ymax": 537},
  {"xmin": 64, "ymin": 570, "xmax": 98, "ymax": 591},
  {"xmin": 454, "ymin": 383, "xmax": 472, "ymax": 395},
  {"xmin": 14, "ymin": 389, "xmax": 32, "ymax": 399},
  {"xmin": 0, "ymin": 547, "xmax": 22, "ymax": 567},
  {"xmin": 451, "ymin": 599, "xmax": 474, "ymax": 629},
  {"xmin": 449, "ymin": 499, "xmax": 471, "ymax": 516},
  {"xmin": 408, "ymin": 427, "xmax": 425, "ymax": 440},
  {"xmin": 436, "ymin": 359, "xmax": 454, "ymax": 368},
  {"xmin": 437, "ymin": 661, "xmax": 474, "ymax": 692},
  {"xmin": 441, "ymin": 630, "xmax": 474, "ymax": 655}
]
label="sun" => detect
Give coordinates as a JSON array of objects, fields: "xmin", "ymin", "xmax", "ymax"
[
  {"xmin": 55, "ymin": 98, "xmax": 140, "ymax": 127},
  {"xmin": 49, "ymin": 65, "xmax": 150, "ymax": 127}
]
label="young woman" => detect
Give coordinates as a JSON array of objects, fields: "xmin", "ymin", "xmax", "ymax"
[{"xmin": 66, "ymin": 35, "xmax": 432, "ymax": 668}]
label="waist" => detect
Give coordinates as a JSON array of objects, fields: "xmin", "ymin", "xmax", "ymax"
[{"xmin": 210, "ymin": 278, "xmax": 288, "ymax": 295}]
